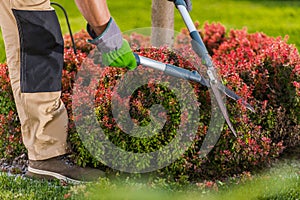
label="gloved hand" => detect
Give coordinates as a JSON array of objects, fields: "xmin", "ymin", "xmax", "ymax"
[
  {"xmin": 87, "ymin": 18, "xmax": 137, "ymax": 70},
  {"xmin": 168, "ymin": 0, "xmax": 192, "ymax": 12}
]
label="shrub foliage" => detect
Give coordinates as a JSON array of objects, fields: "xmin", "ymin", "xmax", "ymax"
[{"xmin": 0, "ymin": 22, "xmax": 299, "ymax": 181}]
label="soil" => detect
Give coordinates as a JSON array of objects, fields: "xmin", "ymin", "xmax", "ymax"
[{"xmin": 0, "ymin": 153, "xmax": 28, "ymax": 176}]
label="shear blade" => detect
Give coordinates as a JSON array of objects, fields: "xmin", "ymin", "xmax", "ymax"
[
  {"xmin": 210, "ymin": 81, "xmax": 237, "ymax": 137},
  {"xmin": 217, "ymin": 83, "xmax": 255, "ymax": 113}
]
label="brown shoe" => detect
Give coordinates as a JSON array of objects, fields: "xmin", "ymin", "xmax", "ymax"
[{"xmin": 25, "ymin": 155, "xmax": 105, "ymax": 184}]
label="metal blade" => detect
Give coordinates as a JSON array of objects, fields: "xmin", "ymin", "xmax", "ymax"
[
  {"xmin": 217, "ymin": 83, "xmax": 255, "ymax": 113},
  {"xmin": 207, "ymin": 69, "xmax": 237, "ymax": 137},
  {"xmin": 210, "ymin": 82, "xmax": 237, "ymax": 137}
]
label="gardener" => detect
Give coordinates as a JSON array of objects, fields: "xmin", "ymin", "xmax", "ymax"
[{"xmin": 0, "ymin": 0, "xmax": 191, "ymax": 183}]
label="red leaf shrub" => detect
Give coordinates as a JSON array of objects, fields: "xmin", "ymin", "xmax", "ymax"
[
  {"xmin": 0, "ymin": 64, "xmax": 24, "ymax": 160},
  {"xmin": 61, "ymin": 24, "xmax": 299, "ymax": 180},
  {"xmin": 0, "ymin": 22, "xmax": 299, "ymax": 181},
  {"xmin": 202, "ymin": 22, "xmax": 226, "ymax": 55},
  {"xmin": 211, "ymin": 25, "xmax": 300, "ymax": 148},
  {"xmin": 64, "ymin": 29, "xmax": 94, "ymax": 54}
]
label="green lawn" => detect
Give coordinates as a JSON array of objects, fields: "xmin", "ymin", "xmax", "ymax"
[
  {"xmin": 1, "ymin": 0, "xmax": 300, "ymax": 63},
  {"xmin": 52, "ymin": 0, "xmax": 300, "ymax": 46},
  {"xmin": 0, "ymin": 158, "xmax": 299, "ymax": 199}
]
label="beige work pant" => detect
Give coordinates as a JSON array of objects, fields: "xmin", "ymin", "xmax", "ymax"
[{"xmin": 0, "ymin": 0, "xmax": 68, "ymax": 160}]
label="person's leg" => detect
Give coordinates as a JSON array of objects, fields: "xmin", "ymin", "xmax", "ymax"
[
  {"xmin": 0, "ymin": 0, "xmax": 68, "ymax": 160},
  {"xmin": 0, "ymin": 0, "xmax": 104, "ymax": 182}
]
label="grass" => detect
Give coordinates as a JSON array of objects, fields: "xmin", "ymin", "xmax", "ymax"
[
  {"xmin": 1, "ymin": 0, "xmax": 300, "ymax": 63},
  {"xmin": 0, "ymin": 158, "xmax": 299, "ymax": 199},
  {"xmin": 81, "ymin": 165, "xmax": 300, "ymax": 200},
  {"xmin": 54, "ymin": 0, "xmax": 300, "ymax": 47},
  {"xmin": 0, "ymin": 173, "xmax": 71, "ymax": 200}
]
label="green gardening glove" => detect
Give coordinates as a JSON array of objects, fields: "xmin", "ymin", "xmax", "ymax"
[
  {"xmin": 101, "ymin": 39, "xmax": 137, "ymax": 70},
  {"xmin": 87, "ymin": 17, "xmax": 137, "ymax": 70}
]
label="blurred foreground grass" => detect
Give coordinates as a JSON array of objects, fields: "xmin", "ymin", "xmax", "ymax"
[
  {"xmin": 0, "ymin": 156, "xmax": 298, "ymax": 199},
  {"xmin": 72, "ymin": 159, "xmax": 300, "ymax": 200}
]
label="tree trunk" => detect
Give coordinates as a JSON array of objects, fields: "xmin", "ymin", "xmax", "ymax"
[{"xmin": 151, "ymin": 0, "xmax": 174, "ymax": 47}]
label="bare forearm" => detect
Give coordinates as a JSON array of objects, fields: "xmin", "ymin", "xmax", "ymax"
[{"xmin": 74, "ymin": 0, "xmax": 111, "ymax": 35}]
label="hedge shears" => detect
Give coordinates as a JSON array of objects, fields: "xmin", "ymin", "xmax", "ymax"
[{"xmin": 134, "ymin": 0, "xmax": 255, "ymax": 137}]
